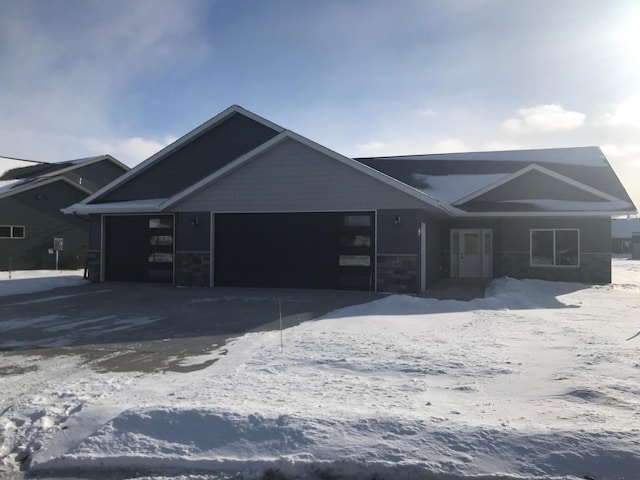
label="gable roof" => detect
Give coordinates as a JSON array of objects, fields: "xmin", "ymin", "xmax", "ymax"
[
  {"xmin": 0, "ymin": 155, "xmax": 127, "ymax": 200},
  {"xmin": 83, "ymin": 105, "xmax": 285, "ymax": 204},
  {"xmin": 453, "ymin": 164, "xmax": 619, "ymax": 205},
  {"xmin": 66, "ymin": 130, "xmax": 454, "ymax": 216},
  {"xmin": 357, "ymin": 146, "xmax": 636, "ymax": 215},
  {"xmin": 61, "ymin": 108, "xmax": 636, "ymax": 218},
  {"xmin": 163, "ymin": 130, "xmax": 453, "ymax": 214}
]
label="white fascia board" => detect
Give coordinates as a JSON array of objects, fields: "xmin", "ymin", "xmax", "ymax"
[
  {"xmin": 161, "ymin": 130, "xmax": 455, "ymax": 216},
  {"xmin": 454, "ymin": 209, "xmax": 638, "ymax": 218},
  {"xmin": 78, "ymin": 105, "xmax": 286, "ymax": 206},
  {"xmin": 452, "ymin": 164, "xmax": 620, "ymax": 205},
  {"xmin": 0, "ymin": 176, "xmax": 92, "ymax": 201},
  {"xmin": 62, "ymin": 198, "xmax": 167, "ymax": 215}
]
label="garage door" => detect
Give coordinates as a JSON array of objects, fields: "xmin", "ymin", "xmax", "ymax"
[
  {"xmin": 104, "ymin": 215, "xmax": 174, "ymax": 282},
  {"xmin": 214, "ymin": 212, "xmax": 374, "ymax": 290}
]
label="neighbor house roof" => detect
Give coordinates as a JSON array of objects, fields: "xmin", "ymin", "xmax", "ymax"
[
  {"xmin": 0, "ymin": 155, "xmax": 127, "ymax": 200},
  {"xmin": 357, "ymin": 146, "xmax": 636, "ymax": 216}
]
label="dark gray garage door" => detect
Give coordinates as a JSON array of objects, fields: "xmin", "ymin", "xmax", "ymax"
[
  {"xmin": 104, "ymin": 215, "xmax": 174, "ymax": 282},
  {"xmin": 214, "ymin": 212, "xmax": 374, "ymax": 290}
]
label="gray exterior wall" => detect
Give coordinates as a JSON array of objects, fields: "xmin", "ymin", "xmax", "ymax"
[
  {"xmin": 99, "ymin": 114, "xmax": 279, "ymax": 202},
  {"xmin": 175, "ymin": 212, "xmax": 211, "ymax": 252},
  {"xmin": 0, "ymin": 182, "xmax": 90, "ymax": 270},
  {"xmin": 171, "ymin": 139, "xmax": 442, "ymax": 213},
  {"xmin": 443, "ymin": 216, "xmax": 611, "ymax": 284},
  {"xmin": 376, "ymin": 209, "xmax": 443, "ymax": 293},
  {"xmin": 61, "ymin": 160, "xmax": 128, "ymax": 193}
]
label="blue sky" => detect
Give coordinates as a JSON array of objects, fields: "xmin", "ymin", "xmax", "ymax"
[{"xmin": 1, "ymin": 0, "xmax": 639, "ymax": 207}]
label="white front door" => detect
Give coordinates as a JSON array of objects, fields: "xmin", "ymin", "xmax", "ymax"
[
  {"xmin": 459, "ymin": 229, "xmax": 482, "ymax": 277},
  {"xmin": 451, "ymin": 228, "xmax": 492, "ymax": 278}
]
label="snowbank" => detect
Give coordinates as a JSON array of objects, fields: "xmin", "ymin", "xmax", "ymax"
[
  {"xmin": 0, "ymin": 270, "xmax": 86, "ymax": 297},
  {"xmin": 1, "ymin": 259, "xmax": 639, "ymax": 480}
]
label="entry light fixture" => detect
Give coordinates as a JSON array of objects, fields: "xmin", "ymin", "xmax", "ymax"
[
  {"xmin": 393, "ymin": 216, "xmax": 401, "ymax": 226},
  {"xmin": 190, "ymin": 217, "xmax": 199, "ymax": 227}
]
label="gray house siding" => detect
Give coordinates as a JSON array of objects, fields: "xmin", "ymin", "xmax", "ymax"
[
  {"xmin": 175, "ymin": 212, "xmax": 211, "ymax": 286},
  {"xmin": 0, "ymin": 182, "xmax": 89, "ymax": 270},
  {"xmin": 98, "ymin": 113, "xmax": 280, "ymax": 203},
  {"xmin": 499, "ymin": 217, "xmax": 610, "ymax": 283},
  {"xmin": 61, "ymin": 160, "xmax": 128, "ymax": 193},
  {"xmin": 375, "ymin": 209, "xmax": 443, "ymax": 293},
  {"xmin": 171, "ymin": 139, "xmax": 439, "ymax": 213}
]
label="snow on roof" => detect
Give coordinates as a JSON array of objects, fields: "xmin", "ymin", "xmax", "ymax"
[
  {"xmin": 368, "ymin": 146, "xmax": 608, "ymax": 167},
  {"xmin": 0, "ymin": 179, "xmax": 24, "ymax": 195},
  {"xmin": 412, "ymin": 173, "xmax": 511, "ymax": 203}
]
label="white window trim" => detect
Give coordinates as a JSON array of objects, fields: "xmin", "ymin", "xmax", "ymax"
[
  {"xmin": 530, "ymin": 228, "xmax": 580, "ymax": 268},
  {"xmin": 0, "ymin": 225, "xmax": 26, "ymax": 239}
]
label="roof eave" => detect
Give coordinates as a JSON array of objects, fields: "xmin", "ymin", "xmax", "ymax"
[{"xmin": 161, "ymin": 130, "xmax": 455, "ymax": 216}]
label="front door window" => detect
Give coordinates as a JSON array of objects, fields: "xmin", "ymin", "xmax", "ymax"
[{"xmin": 451, "ymin": 229, "xmax": 492, "ymax": 278}]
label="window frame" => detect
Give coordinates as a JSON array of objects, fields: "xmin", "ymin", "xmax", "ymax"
[
  {"xmin": 0, "ymin": 225, "xmax": 26, "ymax": 239},
  {"xmin": 530, "ymin": 228, "xmax": 580, "ymax": 268}
]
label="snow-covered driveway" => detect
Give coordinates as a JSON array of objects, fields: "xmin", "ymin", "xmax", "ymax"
[{"xmin": 1, "ymin": 259, "xmax": 639, "ymax": 480}]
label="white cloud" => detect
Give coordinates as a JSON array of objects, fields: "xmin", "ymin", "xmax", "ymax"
[
  {"xmin": 601, "ymin": 92, "xmax": 640, "ymax": 129},
  {"xmin": 482, "ymin": 140, "xmax": 522, "ymax": 151},
  {"xmin": 501, "ymin": 104, "xmax": 586, "ymax": 134},
  {"xmin": 432, "ymin": 138, "xmax": 467, "ymax": 153},
  {"xmin": 356, "ymin": 141, "xmax": 389, "ymax": 153},
  {"xmin": 85, "ymin": 136, "xmax": 178, "ymax": 166},
  {"xmin": 0, "ymin": 1, "xmax": 207, "ymax": 158}
]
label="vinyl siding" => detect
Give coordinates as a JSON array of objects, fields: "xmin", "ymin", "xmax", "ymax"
[
  {"xmin": 170, "ymin": 138, "xmax": 440, "ymax": 213},
  {"xmin": 0, "ymin": 182, "xmax": 90, "ymax": 270},
  {"xmin": 61, "ymin": 160, "xmax": 128, "ymax": 193},
  {"xmin": 98, "ymin": 113, "xmax": 279, "ymax": 202}
]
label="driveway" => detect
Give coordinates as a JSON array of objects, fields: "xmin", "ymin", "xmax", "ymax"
[{"xmin": 0, "ymin": 283, "xmax": 380, "ymax": 374}]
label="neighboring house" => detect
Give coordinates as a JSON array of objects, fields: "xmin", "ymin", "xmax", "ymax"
[
  {"xmin": 63, "ymin": 106, "xmax": 637, "ymax": 292},
  {"xmin": 611, "ymin": 217, "xmax": 640, "ymax": 254},
  {"xmin": 0, "ymin": 155, "xmax": 129, "ymax": 271}
]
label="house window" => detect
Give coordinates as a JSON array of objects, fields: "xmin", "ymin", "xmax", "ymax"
[
  {"xmin": 0, "ymin": 225, "xmax": 25, "ymax": 239},
  {"xmin": 531, "ymin": 229, "xmax": 579, "ymax": 267}
]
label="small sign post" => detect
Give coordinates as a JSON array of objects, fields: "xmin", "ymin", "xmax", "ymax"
[{"xmin": 53, "ymin": 238, "xmax": 64, "ymax": 270}]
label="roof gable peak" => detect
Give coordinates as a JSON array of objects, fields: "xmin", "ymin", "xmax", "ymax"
[{"xmin": 453, "ymin": 163, "xmax": 620, "ymax": 206}]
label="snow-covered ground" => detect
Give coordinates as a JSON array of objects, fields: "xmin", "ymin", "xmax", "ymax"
[
  {"xmin": 0, "ymin": 270, "xmax": 86, "ymax": 297},
  {"xmin": 1, "ymin": 259, "xmax": 639, "ymax": 480}
]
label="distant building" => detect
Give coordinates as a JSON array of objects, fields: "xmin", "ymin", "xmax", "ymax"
[
  {"xmin": 611, "ymin": 218, "xmax": 640, "ymax": 254},
  {"xmin": 0, "ymin": 155, "xmax": 128, "ymax": 271}
]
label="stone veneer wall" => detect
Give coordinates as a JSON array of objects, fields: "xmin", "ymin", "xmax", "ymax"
[
  {"xmin": 175, "ymin": 252, "xmax": 210, "ymax": 287},
  {"xmin": 377, "ymin": 254, "xmax": 418, "ymax": 293},
  {"xmin": 85, "ymin": 250, "xmax": 101, "ymax": 282},
  {"xmin": 500, "ymin": 252, "xmax": 611, "ymax": 284}
]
